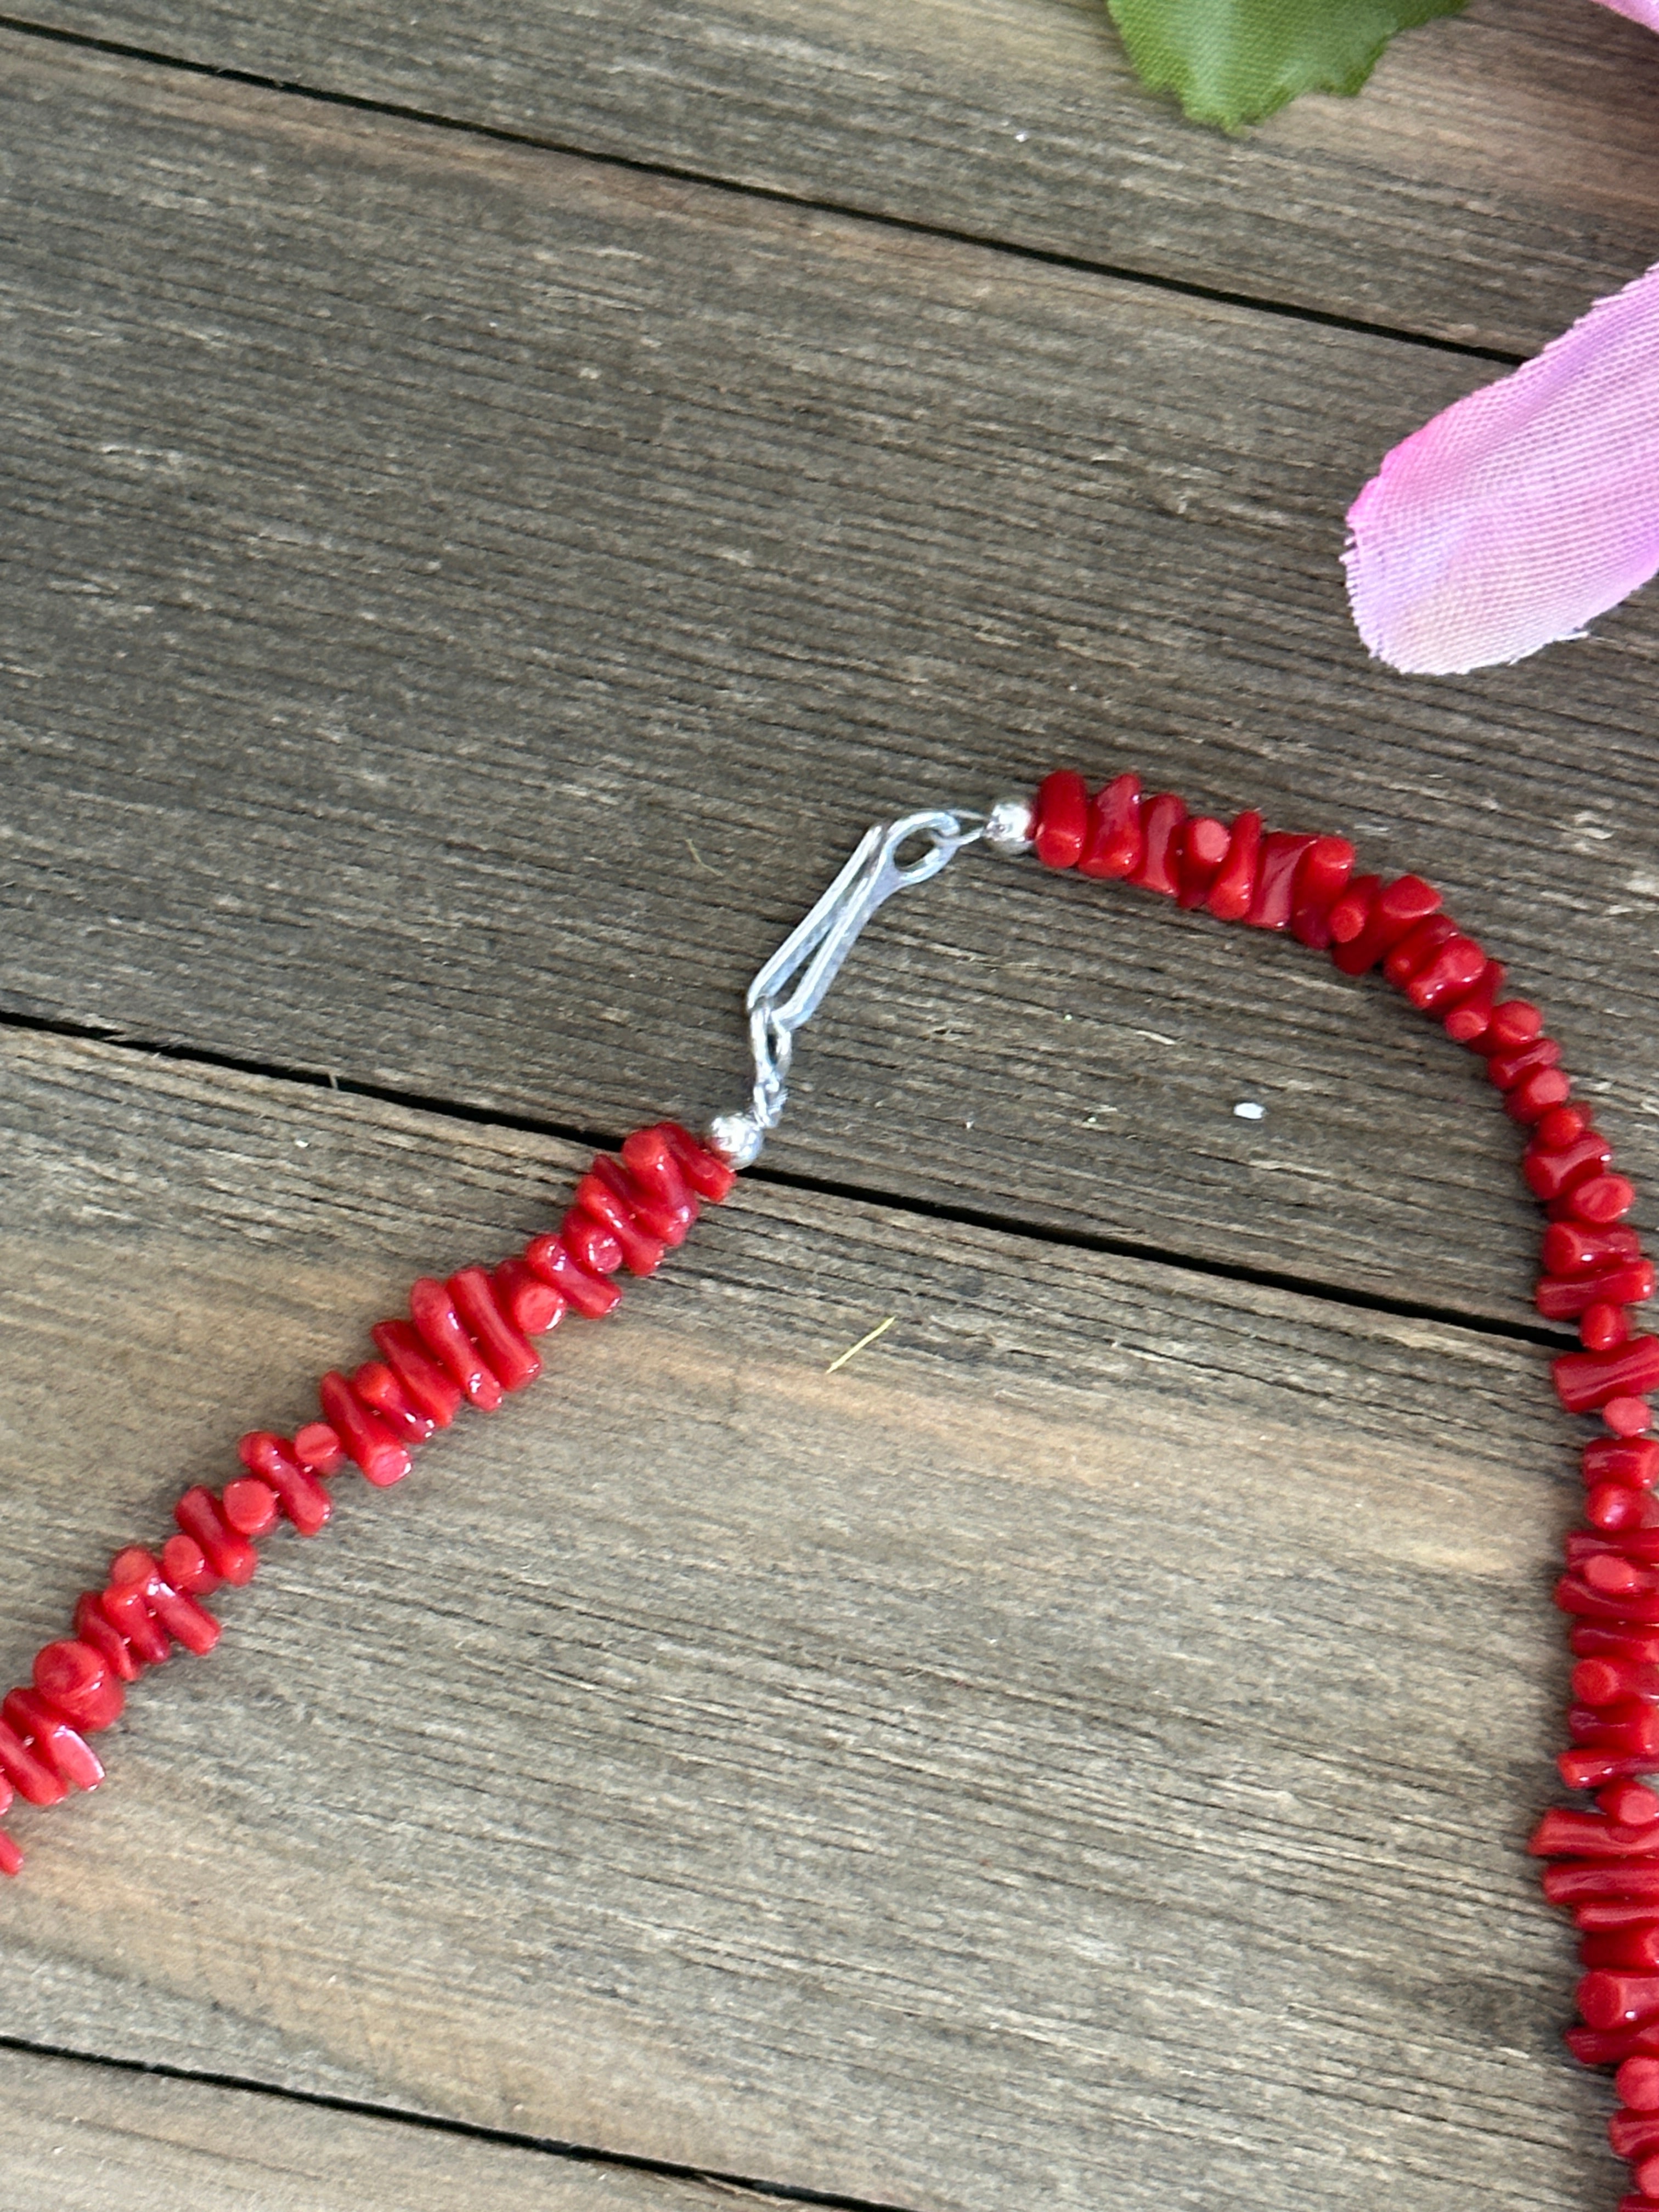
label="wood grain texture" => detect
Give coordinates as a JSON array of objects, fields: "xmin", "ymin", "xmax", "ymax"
[
  {"xmin": 0, "ymin": 2045, "xmax": 740, "ymax": 2212},
  {"xmin": 0, "ymin": 1028, "xmax": 1618, "ymax": 2210},
  {"xmin": 3, "ymin": 37, "xmax": 1658, "ymax": 1325},
  {"xmin": 15, "ymin": 0, "xmax": 1659, "ymax": 356}
]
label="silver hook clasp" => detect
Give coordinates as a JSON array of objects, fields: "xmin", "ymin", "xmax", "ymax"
[{"xmin": 708, "ymin": 808, "xmax": 985, "ymax": 1167}]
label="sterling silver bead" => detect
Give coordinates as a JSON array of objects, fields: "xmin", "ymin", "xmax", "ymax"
[
  {"xmin": 983, "ymin": 795, "xmax": 1035, "ymax": 857},
  {"xmin": 706, "ymin": 1110, "xmax": 766, "ymax": 1170}
]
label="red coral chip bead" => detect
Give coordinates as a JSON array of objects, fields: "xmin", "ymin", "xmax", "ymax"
[
  {"xmin": 1581, "ymin": 1973, "xmax": 1659, "ymax": 2030},
  {"xmin": 1175, "ymin": 815, "xmax": 1229, "ymax": 910},
  {"xmin": 293, "ymin": 1421, "xmax": 347, "ymax": 1476},
  {"xmin": 1331, "ymin": 875, "xmax": 1441, "ymax": 975},
  {"xmin": 1543, "ymin": 1263, "xmax": 1658, "ymax": 1322},
  {"xmin": 108, "ymin": 1549, "xmax": 219, "ymax": 1657},
  {"xmin": 558, "ymin": 1208, "xmax": 625, "ymax": 1278},
  {"xmin": 1289, "ymin": 836, "xmax": 1356, "ymax": 948},
  {"xmin": 408, "ymin": 1279, "xmax": 504, "ymax": 1412},
  {"xmin": 73, "ymin": 1592, "xmax": 144, "ymax": 1684},
  {"xmin": 1588, "ymin": 1930, "xmax": 1659, "ymax": 1972},
  {"xmin": 1487, "ymin": 1036, "xmax": 1562, "ymax": 1090},
  {"xmin": 1590, "ymin": 1425, "xmax": 1659, "ymax": 1466},
  {"xmin": 237, "ymin": 1432, "xmax": 333, "ymax": 1536},
  {"xmin": 319, "ymin": 1371, "xmax": 414, "ymax": 1485},
  {"xmin": 0, "ymin": 1831, "xmax": 21, "ymax": 1878},
  {"xmin": 32, "ymin": 1640, "xmax": 122, "ymax": 1733},
  {"xmin": 1548, "ymin": 1224, "xmax": 1647, "ymax": 1277},
  {"xmin": 1204, "ymin": 810, "xmax": 1263, "ymax": 924},
  {"xmin": 1245, "ymin": 832, "xmax": 1316, "ymax": 931},
  {"xmin": 1383, "ymin": 915, "xmax": 1459, "ymax": 987},
  {"xmin": 1555, "ymin": 1177, "xmax": 1643, "ymax": 1229},
  {"xmin": 1528, "ymin": 1133, "xmax": 1618, "ymax": 1205},
  {"xmin": 1443, "ymin": 958, "xmax": 1506, "ymax": 1045},
  {"xmin": 1569, "ymin": 2022, "xmax": 1659, "ymax": 2065},
  {"xmin": 1588, "ymin": 1487, "xmax": 1659, "ymax": 1537},
  {"xmin": 1622, "ymin": 2058, "xmax": 1659, "ymax": 2111},
  {"xmin": 2, "ymin": 1689, "xmax": 103, "ymax": 1793},
  {"xmin": 222, "ymin": 1477, "xmax": 279, "ymax": 1539},
  {"xmin": 1536, "ymin": 1104, "xmax": 1592, "ymax": 1152},
  {"xmin": 1570, "ymin": 1701, "xmax": 1659, "ymax": 1758},
  {"xmin": 0, "ymin": 1713, "xmax": 68, "ymax": 1804},
  {"xmin": 621, "ymin": 1127, "xmax": 698, "ymax": 1230},
  {"xmin": 1612, "ymin": 2106, "xmax": 1659, "ymax": 2153},
  {"xmin": 660, "ymin": 1121, "xmax": 737, "ymax": 1204},
  {"xmin": 493, "ymin": 1256, "xmax": 566, "ymax": 1336},
  {"xmin": 351, "ymin": 1359, "xmax": 437, "ymax": 1446},
  {"xmin": 1611, "ymin": 1400, "xmax": 1657, "ymax": 1440},
  {"xmin": 590, "ymin": 1153, "xmax": 687, "ymax": 1249},
  {"xmin": 1589, "ymin": 1306, "xmax": 1639, "ymax": 1352},
  {"xmin": 161, "ymin": 1533, "xmax": 218, "ymax": 1595},
  {"xmin": 1558, "ymin": 1340, "xmax": 1659, "ymax": 1416},
  {"xmin": 175, "ymin": 1485, "xmax": 260, "ymax": 1584},
  {"xmin": 1635, "ymin": 2157, "xmax": 1659, "ymax": 2201},
  {"xmin": 1508, "ymin": 1067, "xmax": 1572, "ymax": 1124},
  {"xmin": 1487, "ymin": 998, "xmax": 1544, "ymax": 1053},
  {"xmin": 1327, "ymin": 872, "xmax": 1380, "ymax": 945},
  {"xmin": 369, "ymin": 1323, "xmax": 464, "ymax": 1429},
  {"xmin": 1131, "ymin": 793, "xmax": 1187, "ymax": 897},
  {"xmin": 1532, "ymin": 1806, "xmax": 1659, "ymax": 1855},
  {"xmin": 573, "ymin": 1172, "xmax": 667, "ymax": 1276},
  {"xmin": 1606, "ymin": 1785, "xmax": 1659, "ymax": 1826},
  {"xmin": 1077, "ymin": 771, "xmax": 1143, "ymax": 881},
  {"xmin": 1031, "ymin": 770, "xmax": 1089, "ymax": 870},
  {"xmin": 522, "ymin": 1233, "xmax": 622, "ymax": 1318},
  {"xmin": 1406, "ymin": 937, "xmax": 1487, "ymax": 1011},
  {"xmin": 448, "ymin": 1266, "xmax": 540, "ymax": 1392},
  {"xmin": 1549, "ymin": 1864, "xmax": 1659, "ymax": 1910}
]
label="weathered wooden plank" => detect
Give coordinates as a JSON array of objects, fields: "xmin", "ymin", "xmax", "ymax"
[
  {"xmin": 16, "ymin": 0, "xmax": 1659, "ymax": 355},
  {"xmin": 0, "ymin": 1030, "xmax": 1612, "ymax": 2209},
  {"xmin": 0, "ymin": 2043, "xmax": 739, "ymax": 2212},
  {"xmin": 3, "ymin": 37, "xmax": 1657, "ymax": 1329}
]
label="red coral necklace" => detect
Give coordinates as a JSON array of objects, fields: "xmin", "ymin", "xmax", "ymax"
[{"xmin": 4, "ymin": 769, "xmax": 1655, "ymax": 2207}]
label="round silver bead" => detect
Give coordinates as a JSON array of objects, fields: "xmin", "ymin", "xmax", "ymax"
[
  {"xmin": 983, "ymin": 795, "xmax": 1035, "ymax": 857},
  {"xmin": 706, "ymin": 1110, "xmax": 766, "ymax": 1170}
]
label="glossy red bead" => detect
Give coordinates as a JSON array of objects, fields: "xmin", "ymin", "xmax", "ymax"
[
  {"xmin": 108, "ymin": 1549, "xmax": 219, "ymax": 1657},
  {"xmin": 293, "ymin": 1421, "xmax": 347, "ymax": 1476},
  {"xmin": 161, "ymin": 1533, "xmax": 219, "ymax": 1595},
  {"xmin": 408, "ymin": 1279, "xmax": 504, "ymax": 1412},
  {"xmin": 1558, "ymin": 1175, "xmax": 1640, "ymax": 1228},
  {"xmin": 1288, "ymin": 836, "xmax": 1356, "ymax": 947},
  {"xmin": 1588, "ymin": 1485, "xmax": 1659, "ymax": 1536},
  {"xmin": 622, "ymin": 1126, "xmax": 700, "ymax": 1232},
  {"xmin": 1077, "ymin": 771, "xmax": 1143, "ymax": 881},
  {"xmin": 1487, "ymin": 998, "xmax": 1544, "ymax": 1053},
  {"xmin": 660, "ymin": 1121, "xmax": 737, "ymax": 1204},
  {"xmin": 0, "ymin": 1832, "xmax": 21, "ymax": 1878},
  {"xmin": 1612, "ymin": 2103, "xmax": 1659, "ymax": 2152},
  {"xmin": 1544, "ymin": 1263, "xmax": 1659, "ymax": 1322},
  {"xmin": 590, "ymin": 1151, "xmax": 686, "ymax": 1250},
  {"xmin": 1487, "ymin": 1036, "xmax": 1562, "ymax": 1091},
  {"xmin": 558, "ymin": 1207, "xmax": 625, "ymax": 1278},
  {"xmin": 222, "ymin": 1477, "xmax": 279, "ymax": 1539},
  {"xmin": 1131, "ymin": 793, "xmax": 1187, "ymax": 897},
  {"xmin": 1588, "ymin": 1931, "xmax": 1659, "ymax": 1975},
  {"xmin": 1245, "ymin": 832, "xmax": 1316, "ymax": 931},
  {"xmin": 448, "ymin": 1266, "xmax": 540, "ymax": 1392},
  {"xmin": 237, "ymin": 1431, "xmax": 334, "ymax": 1537},
  {"xmin": 1547, "ymin": 1223, "xmax": 1646, "ymax": 1277},
  {"xmin": 1612, "ymin": 1401, "xmax": 1659, "ymax": 1439},
  {"xmin": 1622, "ymin": 2057, "xmax": 1659, "ymax": 2111},
  {"xmin": 369, "ymin": 1322, "xmax": 464, "ymax": 1429},
  {"xmin": 1581, "ymin": 1972, "xmax": 1659, "ymax": 2031},
  {"xmin": 2, "ymin": 1689, "xmax": 103, "ymax": 1793},
  {"xmin": 0, "ymin": 1714, "xmax": 69, "ymax": 1804},
  {"xmin": 1204, "ymin": 810, "xmax": 1262, "ymax": 924},
  {"xmin": 1527, "ymin": 1131, "xmax": 1617, "ymax": 1205},
  {"xmin": 351, "ymin": 1359, "xmax": 437, "ymax": 1446},
  {"xmin": 1405, "ymin": 936, "xmax": 1487, "ymax": 1012},
  {"xmin": 74, "ymin": 1590, "xmax": 144, "ymax": 1683},
  {"xmin": 318, "ymin": 1370, "xmax": 414, "ymax": 1485},
  {"xmin": 1606, "ymin": 1785, "xmax": 1659, "ymax": 1826},
  {"xmin": 493, "ymin": 1256, "xmax": 565, "ymax": 1336},
  {"xmin": 1570, "ymin": 1702, "xmax": 1659, "ymax": 1758},
  {"xmin": 1558, "ymin": 1339, "xmax": 1659, "ymax": 1416},
  {"xmin": 32, "ymin": 1640, "xmax": 122, "ymax": 1733},
  {"xmin": 175, "ymin": 1485, "xmax": 259, "ymax": 1583},
  {"xmin": 522, "ymin": 1233, "xmax": 623, "ymax": 1318},
  {"xmin": 1031, "ymin": 770, "xmax": 1088, "ymax": 870},
  {"xmin": 1331, "ymin": 874, "xmax": 1441, "ymax": 976},
  {"xmin": 1537, "ymin": 1104, "xmax": 1592, "ymax": 1151},
  {"xmin": 1175, "ymin": 815, "xmax": 1229, "ymax": 910},
  {"xmin": 1534, "ymin": 1806, "xmax": 1659, "ymax": 1856},
  {"xmin": 1383, "ymin": 915, "xmax": 1459, "ymax": 988},
  {"xmin": 572, "ymin": 1172, "xmax": 666, "ymax": 1276},
  {"xmin": 1442, "ymin": 957, "xmax": 1506, "ymax": 1045},
  {"xmin": 1550, "ymin": 1863, "xmax": 1659, "ymax": 1909}
]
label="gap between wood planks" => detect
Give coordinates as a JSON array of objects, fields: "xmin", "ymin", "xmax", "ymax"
[
  {"xmin": 0, "ymin": 1005, "xmax": 1572, "ymax": 1353},
  {"xmin": 0, "ymin": 8, "xmax": 1524, "ymax": 373},
  {"xmin": 0, "ymin": 2031, "xmax": 910, "ymax": 2211}
]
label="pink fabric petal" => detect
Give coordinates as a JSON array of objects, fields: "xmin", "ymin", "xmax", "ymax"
[
  {"xmin": 1597, "ymin": 0, "xmax": 1659, "ymax": 30},
  {"xmin": 1346, "ymin": 261, "xmax": 1659, "ymax": 673}
]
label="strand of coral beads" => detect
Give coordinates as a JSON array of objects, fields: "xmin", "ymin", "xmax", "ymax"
[
  {"xmin": 0, "ymin": 1120, "xmax": 733, "ymax": 1878},
  {"xmin": 1009, "ymin": 768, "xmax": 1659, "ymax": 2212}
]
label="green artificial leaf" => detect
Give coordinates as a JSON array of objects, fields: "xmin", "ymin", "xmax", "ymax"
[{"xmin": 1105, "ymin": 0, "xmax": 1466, "ymax": 129}]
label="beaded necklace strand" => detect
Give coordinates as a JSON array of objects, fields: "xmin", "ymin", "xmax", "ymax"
[{"xmin": 3, "ymin": 768, "xmax": 1652, "ymax": 2204}]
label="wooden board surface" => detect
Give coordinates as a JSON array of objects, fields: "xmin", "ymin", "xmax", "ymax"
[
  {"xmin": 5, "ymin": 35, "xmax": 1659, "ymax": 1331},
  {"xmin": 0, "ymin": 2044, "xmax": 742, "ymax": 2212},
  {"xmin": 17, "ymin": 0, "xmax": 1659, "ymax": 356},
  {"xmin": 0, "ymin": 1028, "xmax": 1612, "ymax": 2211}
]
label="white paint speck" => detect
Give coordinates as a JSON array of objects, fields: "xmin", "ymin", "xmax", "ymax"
[{"xmin": 1233, "ymin": 1101, "xmax": 1266, "ymax": 1121}]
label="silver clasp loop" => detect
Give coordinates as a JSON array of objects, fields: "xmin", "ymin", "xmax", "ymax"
[{"xmin": 708, "ymin": 808, "xmax": 984, "ymax": 1167}]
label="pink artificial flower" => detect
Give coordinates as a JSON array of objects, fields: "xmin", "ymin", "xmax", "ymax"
[{"xmin": 1345, "ymin": 0, "xmax": 1659, "ymax": 673}]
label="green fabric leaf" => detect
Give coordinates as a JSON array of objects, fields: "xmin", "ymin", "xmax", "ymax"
[{"xmin": 1105, "ymin": 0, "xmax": 1467, "ymax": 129}]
